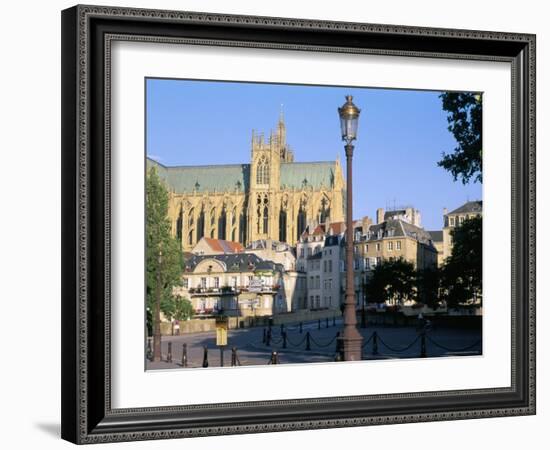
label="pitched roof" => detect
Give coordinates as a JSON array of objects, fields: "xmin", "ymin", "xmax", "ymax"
[
  {"xmin": 448, "ymin": 200, "xmax": 482, "ymax": 215},
  {"xmin": 147, "ymin": 158, "xmax": 339, "ymax": 193},
  {"xmin": 328, "ymin": 222, "xmax": 345, "ymax": 235},
  {"xmin": 201, "ymin": 237, "xmax": 244, "ymax": 254},
  {"xmin": 427, "ymin": 230, "xmax": 443, "ymax": 242},
  {"xmin": 184, "ymin": 253, "xmax": 283, "ymax": 273},
  {"xmin": 362, "ymin": 219, "xmax": 436, "ymax": 249},
  {"xmin": 148, "ymin": 158, "xmax": 249, "ymax": 193},
  {"xmin": 280, "ymin": 161, "xmax": 337, "ymax": 189}
]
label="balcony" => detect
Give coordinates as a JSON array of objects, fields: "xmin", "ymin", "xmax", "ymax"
[{"xmin": 188, "ymin": 286, "xmax": 239, "ymax": 296}]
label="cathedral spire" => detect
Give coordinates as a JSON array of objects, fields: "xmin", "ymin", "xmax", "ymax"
[{"xmin": 276, "ymin": 105, "xmax": 287, "ymax": 155}]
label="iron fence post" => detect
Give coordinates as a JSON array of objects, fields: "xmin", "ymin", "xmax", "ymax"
[{"xmin": 202, "ymin": 346, "xmax": 209, "ymax": 368}]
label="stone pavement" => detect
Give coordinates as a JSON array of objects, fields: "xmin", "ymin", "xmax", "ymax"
[{"xmin": 146, "ymin": 318, "xmax": 482, "ymax": 370}]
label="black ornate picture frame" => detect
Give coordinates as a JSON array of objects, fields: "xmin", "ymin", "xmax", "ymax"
[{"xmin": 61, "ymin": 4, "xmax": 536, "ymax": 444}]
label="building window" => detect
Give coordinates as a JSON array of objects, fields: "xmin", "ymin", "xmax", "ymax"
[
  {"xmin": 459, "ymin": 216, "xmax": 464, "ymax": 224},
  {"xmin": 323, "ymin": 260, "xmax": 327, "ymax": 272},
  {"xmin": 256, "ymin": 155, "xmax": 270, "ymax": 185},
  {"xmin": 182, "ymin": 278, "xmax": 189, "ymax": 289},
  {"xmin": 376, "ymin": 257, "xmax": 382, "ymax": 266},
  {"xmin": 300, "ymin": 248, "xmax": 304, "ymax": 258},
  {"xmin": 328, "ymin": 260, "xmax": 333, "ymax": 272},
  {"xmin": 396, "ymin": 241, "xmax": 401, "ymax": 250},
  {"xmin": 279, "ymin": 209, "xmax": 287, "ymax": 242},
  {"xmin": 450, "ymin": 217, "xmax": 455, "ymax": 227},
  {"xmin": 200, "ymin": 277, "xmax": 207, "ymax": 288},
  {"xmin": 315, "ymin": 276, "xmax": 320, "ymax": 289},
  {"xmin": 316, "ymin": 295, "xmax": 320, "ymax": 308},
  {"xmin": 388, "ymin": 241, "xmax": 393, "ymax": 251},
  {"xmin": 376, "ymin": 243, "xmax": 381, "ymax": 252},
  {"xmin": 364, "ymin": 258, "xmax": 370, "ymax": 270},
  {"xmin": 262, "ymin": 205, "xmax": 269, "ymax": 234},
  {"xmin": 231, "ymin": 277, "xmax": 238, "ymax": 287},
  {"xmin": 213, "ymin": 277, "xmax": 220, "ymax": 288}
]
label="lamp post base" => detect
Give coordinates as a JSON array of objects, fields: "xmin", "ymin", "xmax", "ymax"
[{"xmin": 338, "ymin": 326, "xmax": 363, "ymax": 361}]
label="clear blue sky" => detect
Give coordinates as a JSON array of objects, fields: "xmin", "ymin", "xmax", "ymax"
[{"xmin": 146, "ymin": 78, "xmax": 482, "ymax": 231}]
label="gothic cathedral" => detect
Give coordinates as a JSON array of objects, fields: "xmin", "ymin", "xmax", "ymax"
[{"xmin": 147, "ymin": 114, "xmax": 346, "ymax": 251}]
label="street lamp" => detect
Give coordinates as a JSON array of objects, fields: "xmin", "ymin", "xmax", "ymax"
[{"xmin": 337, "ymin": 95, "xmax": 363, "ymax": 361}]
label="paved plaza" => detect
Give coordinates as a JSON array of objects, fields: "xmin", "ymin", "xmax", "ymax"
[{"xmin": 146, "ymin": 318, "xmax": 482, "ymax": 370}]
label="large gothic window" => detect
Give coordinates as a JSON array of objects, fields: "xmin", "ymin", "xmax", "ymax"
[
  {"xmin": 256, "ymin": 155, "xmax": 270, "ymax": 185},
  {"xmin": 239, "ymin": 212, "xmax": 247, "ymax": 244},
  {"xmin": 218, "ymin": 207, "xmax": 227, "ymax": 240},
  {"xmin": 197, "ymin": 208, "xmax": 205, "ymax": 240},
  {"xmin": 319, "ymin": 197, "xmax": 330, "ymax": 224},
  {"xmin": 176, "ymin": 206, "xmax": 183, "ymax": 242},
  {"xmin": 297, "ymin": 207, "xmax": 306, "ymax": 240},
  {"xmin": 263, "ymin": 205, "xmax": 269, "ymax": 234},
  {"xmin": 279, "ymin": 209, "xmax": 287, "ymax": 242}
]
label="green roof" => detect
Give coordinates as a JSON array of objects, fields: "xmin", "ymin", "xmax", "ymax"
[
  {"xmin": 280, "ymin": 162, "xmax": 336, "ymax": 189},
  {"xmin": 147, "ymin": 158, "xmax": 338, "ymax": 193},
  {"xmin": 147, "ymin": 158, "xmax": 250, "ymax": 193}
]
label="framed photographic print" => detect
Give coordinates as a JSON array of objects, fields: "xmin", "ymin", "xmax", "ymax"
[{"xmin": 61, "ymin": 4, "xmax": 536, "ymax": 444}]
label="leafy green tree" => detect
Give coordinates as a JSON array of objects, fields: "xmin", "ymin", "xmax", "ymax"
[
  {"xmin": 164, "ymin": 296, "xmax": 194, "ymax": 321},
  {"xmin": 439, "ymin": 92, "xmax": 482, "ymax": 184},
  {"xmin": 365, "ymin": 258, "xmax": 416, "ymax": 306},
  {"xmin": 441, "ymin": 216, "xmax": 482, "ymax": 307},
  {"xmin": 146, "ymin": 166, "xmax": 184, "ymax": 361},
  {"xmin": 416, "ymin": 266, "xmax": 442, "ymax": 309}
]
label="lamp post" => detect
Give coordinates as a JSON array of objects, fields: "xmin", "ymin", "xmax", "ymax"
[
  {"xmin": 361, "ymin": 270, "xmax": 367, "ymax": 328},
  {"xmin": 337, "ymin": 95, "xmax": 363, "ymax": 361}
]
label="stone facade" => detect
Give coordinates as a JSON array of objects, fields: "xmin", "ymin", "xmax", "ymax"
[
  {"xmin": 441, "ymin": 200, "xmax": 483, "ymax": 261},
  {"xmin": 296, "ymin": 222, "xmax": 345, "ymax": 310},
  {"xmin": 175, "ymin": 253, "xmax": 306, "ymax": 317},
  {"xmin": 148, "ymin": 116, "xmax": 345, "ymax": 251}
]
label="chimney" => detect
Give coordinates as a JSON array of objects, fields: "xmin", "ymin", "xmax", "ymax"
[
  {"xmin": 376, "ymin": 208, "xmax": 385, "ymax": 224},
  {"xmin": 362, "ymin": 216, "xmax": 372, "ymax": 232}
]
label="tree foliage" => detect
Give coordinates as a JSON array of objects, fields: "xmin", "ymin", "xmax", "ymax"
[
  {"xmin": 146, "ymin": 166, "xmax": 185, "ymax": 331},
  {"xmin": 441, "ymin": 216, "xmax": 482, "ymax": 307},
  {"xmin": 164, "ymin": 296, "xmax": 194, "ymax": 321},
  {"xmin": 365, "ymin": 257, "xmax": 416, "ymax": 306},
  {"xmin": 416, "ymin": 266, "xmax": 442, "ymax": 309},
  {"xmin": 439, "ymin": 92, "xmax": 482, "ymax": 184}
]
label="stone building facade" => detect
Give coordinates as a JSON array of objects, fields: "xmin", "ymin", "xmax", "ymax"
[
  {"xmin": 148, "ymin": 115, "xmax": 345, "ymax": 251},
  {"xmin": 441, "ymin": 200, "xmax": 483, "ymax": 261},
  {"xmin": 175, "ymin": 253, "xmax": 306, "ymax": 317},
  {"xmin": 296, "ymin": 222, "xmax": 345, "ymax": 310}
]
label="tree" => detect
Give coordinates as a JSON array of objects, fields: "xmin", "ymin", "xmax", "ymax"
[
  {"xmin": 438, "ymin": 92, "xmax": 482, "ymax": 184},
  {"xmin": 365, "ymin": 258, "xmax": 416, "ymax": 306},
  {"xmin": 440, "ymin": 216, "xmax": 482, "ymax": 308},
  {"xmin": 146, "ymin": 166, "xmax": 184, "ymax": 362},
  {"xmin": 416, "ymin": 266, "xmax": 442, "ymax": 309},
  {"xmin": 163, "ymin": 296, "xmax": 194, "ymax": 322}
]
